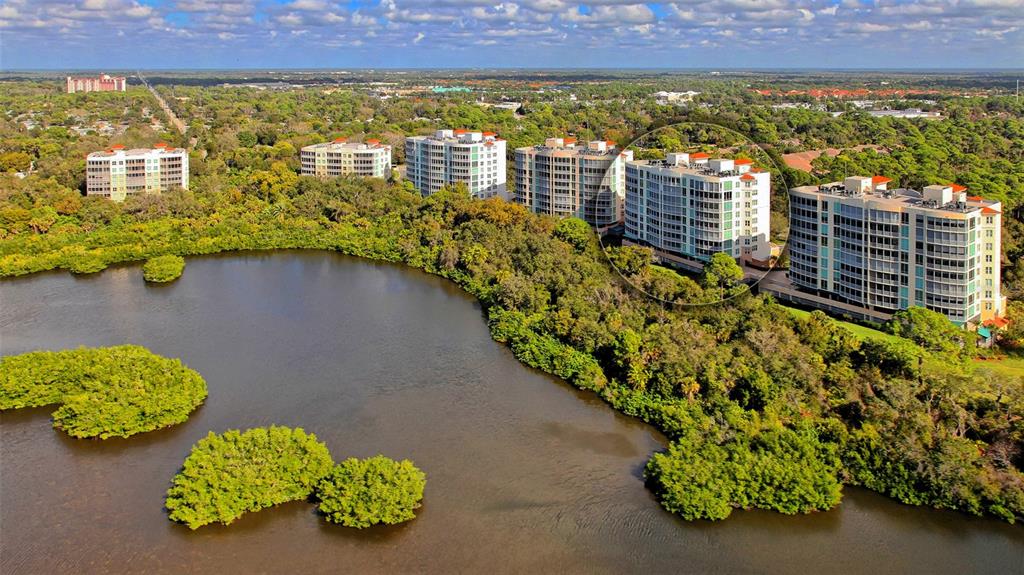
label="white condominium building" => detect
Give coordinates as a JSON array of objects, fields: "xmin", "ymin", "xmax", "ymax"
[
  {"xmin": 85, "ymin": 143, "xmax": 189, "ymax": 201},
  {"xmin": 404, "ymin": 129, "xmax": 507, "ymax": 199},
  {"xmin": 625, "ymin": 153, "xmax": 772, "ymax": 264},
  {"xmin": 514, "ymin": 138, "xmax": 633, "ymax": 230},
  {"xmin": 300, "ymin": 138, "xmax": 392, "ymax": 179},
  {"xmin": 789, "ymin": 177, "xmax": 1005, "ymax": 325}
]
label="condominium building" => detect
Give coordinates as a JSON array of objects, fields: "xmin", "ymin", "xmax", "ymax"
[
  {"xmin": 789, "ymin": 177, "xmax": 1005, "ymax": 325},
  {"xmin": 85, "ymin": 144, "xmax": 189, "ymax": 201},
  {"xmin": 404, "ymin": 129, "xmax": 506, "ymax": 199},
  {"xmin": 624, "ymin": 153, "xmax": 772, "ymax": 267},
  {"xmin": 300, "ymin": 138, "xmax": 392, "ymax": 178},
  {"xmin": 514, "ymin": 138, "xmax": 633, "ymax": 230},
  {"xmin": 66, "ymin": 75, "xmax": 127, "ymax": 94}
]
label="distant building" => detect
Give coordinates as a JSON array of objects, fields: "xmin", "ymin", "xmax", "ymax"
[
  {"xmin": 66, "ymin": 75, "xmax": 127, "ymax": 94},
  {"xmin": 300, "ymin": 139, "xmax": 392, "ymax": 179},
  {"xmin": 625, "ymin": 153, "xmax": 772, "ymax": 267},
  {"xmin": 86, "ymin": 143, "xmax": 188, "ymax": 201},
  {"xmin": 514, "ymin": 138, "xmax": 632, "ymax": 230},
  {"xmin": 404, "ymin": 129, "xmax": 507, "ymax": 199},
  {"xmin": 866, "ymin": 109, "xmax": 942, "ymax": 119},
  {"xmin": 653, "ymin": 91, "xmax": 700, "ymax": 105},
  {"xmin": 789, "ymin": 177, "xmax": 1005, "ymax": 325}
]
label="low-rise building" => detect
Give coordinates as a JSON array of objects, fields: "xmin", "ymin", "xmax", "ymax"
[
  {"xmin": 789, "ymin": 177, "xmax": 1005, "ymax": 325},
  {"xmin": 66, "ymin": 75, "xmax": 127, "ymax": 94},
  {"xmin": 625, "ymin": 153, "xmax": 772, "ymax": 267},
  {"xmin": 300, "ymin": 138, "xmax": 392, "ymax": 179},
  {"xmin": 86, "ymin": 143, "xmax": 188, "ymax": 201},
  {"xmin": 404, "ymin": 129, "xmax": 506, "ymax": 199},
  {"xmin": 514, "ymin": 138, "xmax": 632, "ymax": 230}
]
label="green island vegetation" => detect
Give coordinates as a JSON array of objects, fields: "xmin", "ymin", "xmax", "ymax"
[
  {"xmin": 2, "ymin": 72, "xmax": 1023, "ymax": 523},
  {"xmin": 165, "ymin": 426, "xmax": 424, "ymax": 530},
  {"xmin": 165, "ymin": 426, "xmax": 334, "ymax": 529},
  {"xmin": 142, "ymin": 254, "xmax": 185, "ymax": 282},
  {"xmin": 316, "ymin": 455, "xmax": 427, "ymax": 528},
  {"xmin": 0, "ymin": 345, "xmax": 207, "ymax": 439}
]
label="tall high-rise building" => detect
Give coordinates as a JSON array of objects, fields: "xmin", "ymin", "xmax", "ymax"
[
  {"xmin": 514, "ymin": 138, "xmax": 632, "ymax": 230},
  {"xmin": 300, "ymin": 138, "xmax": 392, "ymax": 178},
  {"xmin": 624, "ymin": 153, "xmax": 772, "ymax": 266},
  {"xmin": 86, "ymin": 144, "xmax": 189, "ymax": 201},
  {"xmin": 404, "ymin": 129, "xmax": 506, "ymax": 199},
  {"xmin": 789, "ymin": 177, "xmax": 1005, "ymax": 325},
  {"xmin": 66, "ymin": 75, "xmax": 127, "ymax": 94}
]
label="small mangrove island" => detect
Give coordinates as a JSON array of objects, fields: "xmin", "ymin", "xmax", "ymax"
[
  {"xmin": 166, "ymin": 426, "xmax": 334, "ymax": 529},
  {"xmin": 316, "ymin": 455, "xmax": 426, "ymax": 528},
  {"xmin": 142, "ymin": 254, "xmax": 186, "ymax": 282},
  {"xmin": 165, "ymin": 426, "xmax": 426, "ymax": 529},
  {"xmin": 0, "ymin": 345, "xmax": 207, "ymax": 439}
]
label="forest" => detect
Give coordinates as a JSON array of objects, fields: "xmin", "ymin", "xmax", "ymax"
[{"xmin": 0, "ymin": 72, "xmax": 1022, "ymax": 522}]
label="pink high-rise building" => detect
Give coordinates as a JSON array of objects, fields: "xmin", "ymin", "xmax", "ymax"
[{"xmin": 66, "ymin": 74, "xmax": 127, "ymax": 94}]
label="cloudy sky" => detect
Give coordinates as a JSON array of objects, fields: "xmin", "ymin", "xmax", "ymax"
[{"xmin": 0, "ymin": 1, "xmax": 1022, "ymax": 69}]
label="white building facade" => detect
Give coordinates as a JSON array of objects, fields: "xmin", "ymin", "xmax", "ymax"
[
  {"xmin": 514, "ymin": 138, "xmax": 632, "ymax": 230},
  {"xmin": 789, "ymin": 177, "xmax": 1005, "ymax": 325},
  {"xmin": 300, "ymin": 139, "xmax": 392, "ymax": 178},
  {"xmin": 85, "ymin": 144, "xmax": 188, "ymax": 201},
  {"xmin": 404, "ymin": 129, "xmax": 506, "ymax": 199},
  {"xmin": 625, "ymin": 153, "xmax": 772, "ymax": 264}
]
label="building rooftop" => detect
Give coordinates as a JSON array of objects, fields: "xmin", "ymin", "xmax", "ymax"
[
  {"xmin": 88, "ymin": 143, "xmax": 186, "ymax": 159},
  {"xmin": 518, "ymin": 137, "xmax": 627, "ymax": 157},
  {"xmin": 409, "ymin": 129, "xmax": 502, "ymax": 144},
  {"xmin": 792, "ymin": 176, "xmax": 1000, "ymax": 215},
  {"xmin": 629, "ymin": 152, "xmax": 764, "ymax": 179},
  {"xmin": 302, "ymin": 139, "xmax": 389, "ymax": 151}
]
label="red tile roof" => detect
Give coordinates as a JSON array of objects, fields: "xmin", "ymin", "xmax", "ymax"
[
  {"xmin": 333, "ymin": 137, "xmax": 347, "ymax": 143},
  {"xmin": 951, "ymin": 183, "xmax": 967, "ymax": 193},
  {"xmin": 982, "ymin": 207, "xmax": 1000, "ymax": 215},
  {"xmin": 690, "ymin": 152, "xmax": 710, "ymax": 159},
  {"xmin": 984, "ymin": 317, "xmax": 1010, "ymax": 329},
  {"xmin": 872, "ymin": 175, "xmax": 892, "ymax": 184},
  {"xmin": 366, "ymin": 139, "xmax": 380, "ymax": 144},
  {"xmin": 734, "ymin": 158, "xmax": 753, "ymax": 165},
  {"xmin": 740, "ymin": 173, "xmax": 756, "ymax": 181},
  {"xmin": 967, "ymin": 195, "xmax": 983, "ymax": 202},
  {"xmin": 483, "ymin": 131, "xmax": 497, "ymax": 137}
]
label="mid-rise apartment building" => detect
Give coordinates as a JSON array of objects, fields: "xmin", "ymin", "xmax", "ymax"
[
  {"xmin": 789, "ymin": 177, "xmax": 1005, "ymax": 325},
  {"xmin": 514, "ymin": 138, "xmax": 633, "ymax": 230},
  {"xmin": 624, "ymin": 153, "xmax": 772, "ymax": 266},
  {"xmin": 300, "ymin": 138, "xmax": 392, "ymax": 178},
  {"xmin": 86, "ymin": 144, "xmax": 189, "ymax": 201},
  {"xmin": 404, "ymin": 129, "xmax": 506, "ymax": 199},
  {"xmin": 66, "ymin": 75, "xmax": 127, "ymax": 93}
]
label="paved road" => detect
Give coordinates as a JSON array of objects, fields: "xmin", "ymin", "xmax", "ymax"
[{"xmin": 137, "ymin": 72, "xmax": 190, "ymax": 141}]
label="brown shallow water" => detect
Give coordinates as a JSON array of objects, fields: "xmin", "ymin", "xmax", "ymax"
[{"xmin": 1, "ymin": 251, "xmax": 1022, "ymax": 574}]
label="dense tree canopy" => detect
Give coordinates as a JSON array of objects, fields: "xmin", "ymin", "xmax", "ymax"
[
  {"xmin": 316, "ymin": 456, "xmax": 426, "ymax": 528},
  {"xmin": 142, "ymin": 254, "xmax": 185, "ymax": 282},
  {"xmin": 165, "ymin": 426, "xmax": 334, "ymax": 529},
  {"xmin": 0, "ymin": 345, "xmax": 207, "ymax": 438}
]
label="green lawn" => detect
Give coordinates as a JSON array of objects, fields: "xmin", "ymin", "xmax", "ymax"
[
  {"xmin": 972, "ymin": 355, "xmax": 1024, "ymax": 378},
  {"xmin": 782, "ymin": 306, "xmax": 903, "ymax": 344},
  {"xmin": 784, "ymin": 306, "xmax": 1024, "ymax": 378}
]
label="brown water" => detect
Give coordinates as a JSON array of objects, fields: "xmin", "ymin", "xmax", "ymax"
[{"xmin": 1, "ymin": 251, "xmax": 1021, "ymax": 574}]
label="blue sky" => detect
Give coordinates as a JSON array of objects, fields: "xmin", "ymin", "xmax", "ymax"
[{"xmin": 1, "ymin": 1, "xmax": 1022, "ymax": 69}]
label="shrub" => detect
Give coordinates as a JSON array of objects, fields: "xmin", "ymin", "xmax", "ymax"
[
  {"xmin": 316, "ymin": 455, "xmax": 426, "ymax": 528},
  {"xmin": 166, "ymin": 426, "xmax": 334, "ymax": 529},
  {"xmin": 142, "ymin": 254, "xmax": 185, "ymax": 282},
  {"xmin": 0, "ymin": 345, "xmax": 207, "ymax": 438}
]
